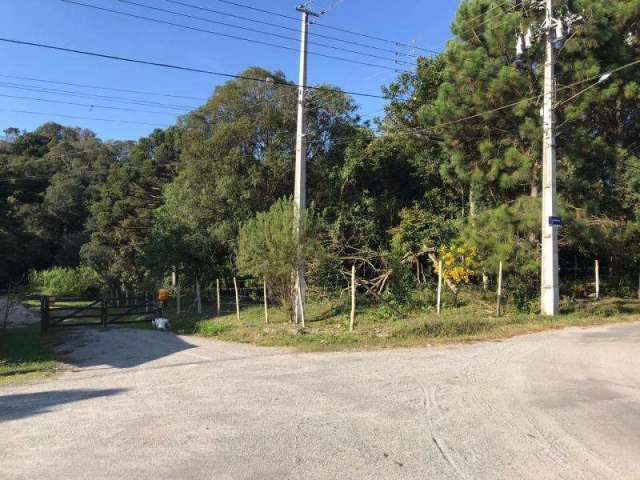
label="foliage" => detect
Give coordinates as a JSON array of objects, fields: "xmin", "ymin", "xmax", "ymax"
[
  {"xmin": 439, "ymin": 245, "xmax": 476, "ymax": 285},
  {"xmin": 383, "ymin": 240, "xmax": 415, "ymax": 305},
  {"xmin": 29, "ymin": 266, "xmax": 101, "ymax": 296},
  {"xmin": 81, "ymin": 128, "xmax": 180, "ymax": 288},
  {"xmin": 237, "ymin": 197, "xmax": 320, "ymax": 319},
  {"xmin": 0, "ymin": 124, "xmax": 114, "ymax": 286},
  {"xmin": 2, "ymin": 4, "xmax": 640, "ymax": 316}
]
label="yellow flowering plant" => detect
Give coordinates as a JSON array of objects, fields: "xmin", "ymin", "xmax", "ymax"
[{"xmin": 438, "ymin": 245, "xmax": 477, "ymax": 286}]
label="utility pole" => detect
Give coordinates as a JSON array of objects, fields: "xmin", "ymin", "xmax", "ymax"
[
  {"xmin": 293, "ymin": 4, "xmax": 321, "ymax": 324},
  {"xmin": 540, "ymin": 0, "xmax": 560, "ymax": 316},
  {"xmin": 517, "ymin": 0, "xmax": 578, "ymax": 315}
]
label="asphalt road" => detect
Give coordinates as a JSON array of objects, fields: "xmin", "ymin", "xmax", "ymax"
[{"xmin": 1, "ymin": 322, "xmax": 639, "ymax": 479}]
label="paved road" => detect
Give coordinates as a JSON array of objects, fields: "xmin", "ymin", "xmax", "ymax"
[{"xmin": 1, "ymin": 323, "xmax": 639, "ymax": 479}]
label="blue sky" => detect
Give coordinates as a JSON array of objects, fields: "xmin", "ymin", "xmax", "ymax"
[{"xmin": 0, "ymin": 0, "xmax": 460, "ymax": 141}]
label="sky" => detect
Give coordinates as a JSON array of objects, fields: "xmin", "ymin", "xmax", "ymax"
[{"xmin": 0, "ymin": 0, "xmax": 460, "ymax": 141}]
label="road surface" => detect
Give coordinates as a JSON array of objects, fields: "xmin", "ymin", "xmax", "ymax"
[{"xmin": 1, "ymin": 322, "xmax": 639, "ymax": 479}]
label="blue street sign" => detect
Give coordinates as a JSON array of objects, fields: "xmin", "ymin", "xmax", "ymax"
[{"xmin": 549, "ymin": 216, "xmax": 562, "ymax": 226}]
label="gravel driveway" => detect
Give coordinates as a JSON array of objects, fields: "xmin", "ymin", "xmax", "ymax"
[{"xmin": 1, "ymin": 322, "xmax": 639, "ymax": 479}]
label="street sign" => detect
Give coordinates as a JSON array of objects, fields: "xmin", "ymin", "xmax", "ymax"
[{"xmin": 549, "ymin": 216, "xmax": 562, "ymax": 226}]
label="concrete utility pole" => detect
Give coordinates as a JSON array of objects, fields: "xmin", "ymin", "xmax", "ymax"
[
  {"xmin": 540, "ymin": 0, "xmax": 560, "ymax": 316},
  {"xmin": 293, "ymin": 4, "xmax": 321, "ymax": 323},
  {"xmin": 517, "ymin": 1, "xmax": 582, "ymax": 315}
]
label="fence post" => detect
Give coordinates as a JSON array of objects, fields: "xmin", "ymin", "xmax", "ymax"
[
  {"xmin": 297, "ymin": 285, "xmax": 305, "ymax": 328},
  {"xmin": 216, "ymin": 279, "xmax": 221, "ymax": 316},
  {"xmin": 496, "ymin": 261, "xmax": 503, "ymax": 317},
  {"xmin": 233, "ymin": 277, "xmax": 240, "ymax": 322},
  {"xmin": 436, "ymin": 260, "xmax": 443, "ymax": 315},
  {"xmin": 40, "ymin": 296, "xmax": 49, "ymax": 335},
  {"xmin": 595, "ymin": 259, "xmax": 600, "ymax": 300},
  {"xmin": 101, "ymin": 299, "xmax": 108, "ymax": 328},
  {"xmin": 263, "ymin": 277, "xmax": 269, "ymax": 324},
  {"xmin": 176, "ymin": 276, "xmax": 181, "ymax": 315},
  {"xmin": 196, "ymin": 278, "xmax": 202, "ymax": 314},
  {"xmin": 350, "ymin": 265, "xmax": 356, "ymax": 332}
]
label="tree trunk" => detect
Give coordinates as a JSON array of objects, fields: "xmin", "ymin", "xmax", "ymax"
[{"xmin": 469, "ymin": 185, "xmax": 477, "ymax": 218}]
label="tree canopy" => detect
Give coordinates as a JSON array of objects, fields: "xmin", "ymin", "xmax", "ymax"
[{"xmin": 2, "ymin": 1, "xmax": 639, "ymax": 310}]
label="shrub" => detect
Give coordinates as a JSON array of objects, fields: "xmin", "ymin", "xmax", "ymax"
[
  {"xmin": 237, "ymin": 197, "xmax": 321, "ymax": 320},
  {"xmin": 29, "ymin": 266, "xmax": 101, "ymax": 297}
]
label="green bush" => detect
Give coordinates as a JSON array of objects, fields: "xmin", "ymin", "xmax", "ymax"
[
  {"xmin": 29, "ymin": 266, "xmax": 101, "ymax": 297},
  {"xmin": 238, "ymin": 197, "xmax": 322, "ymax": 320}
]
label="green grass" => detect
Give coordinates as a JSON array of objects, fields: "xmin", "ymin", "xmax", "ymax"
[
  {"xmin": 166, "ymin": 293, "xmax": 640, "ymax": 352},
  {"xmin": 0, "ymin": 327, "xmax": 59, "ymax": 385}
]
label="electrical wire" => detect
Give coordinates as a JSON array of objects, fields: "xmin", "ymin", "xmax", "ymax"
[
  {"xmin": 209, "ymin": 0, "xmax": 437, "ymax": 54},
  {"xmin": 407, "ymin": 59, "xmax": 640, "ymax": 136},
  {"xmin": 462, "ymin": 0, "xmax": 517, "ymax": 27},
  {"xmin": 458, "ymin": 0, "xmax": 525, "ymax": 38},
  {"xmin": 0, "ymin": 37, "xmax": 395, "ymax": 99},
  {"xmin": 0, "ymin": 73, "xmax": 207, "ymax": 101},
  {"xmin": 0, "ymin": 108, "xmax": 169, "ymax": 127},
  {"xmin": 61, "ymin": 0, "xmax": 403, "ymax": 72},
  {"xmin": 555, "ymin": 79, "xmax": 603, "ymax": 109},
  {"xmin": 0, "ymin": 92, "xmax": 185, "ymax": 116},
  {"xmin": 0, "ymin": 81, "xmax": 196, "ymax": 111},
  {"xmin": 161, "ymin": 0, "xmax": 421, "ymax": 58},
  {"xmin": 214, "ymin": 0, "xmax": 299, "ymax": 22},
  {"xmin": 114, "ymin": 0, "xmax": 413, "ymax": 66}
]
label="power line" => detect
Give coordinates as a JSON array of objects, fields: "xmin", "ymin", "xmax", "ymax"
[
  {"xmin": 0, "ymin": 74, "xmax": 207, "ymax": 101},
  {"xmin": 462, "ymin": 0, "xmax": 518, "ymax": 28},
  {"xmin": 459, "ymin": 0, "xmax": 525, "ymax": 38},
  {"xmin": 0, "ymin": 37, "xmax": 393, "ymax": 99},
  {"xmin": 161, "ymin": 0, "xmax": 420, "ymax": 58},
  {"xmin": 342, "ymin": 59, "xmax": 640, "ymax": 143},
  {"xmin": 0, "ymin": 92, "xmax": 186, "ymax": 116},
  {"xmin": 209, "ymin": 0, "xmax": 437, "ymax": 54},
  {"xmin": 61, "ymin": 0, "xmax": 403, "ymax": 72},
  {"xmin": 0, "ymin": 108, "xmax": 169, "ymax": 127},
  {"xmin": 0, "ymin": 81, "xmax": 196, "ymax": 111},
  {"xmin": 214, "ymin": 0, "xmax": 299, "ymax": 22},
  {"xmin": 182, "ymin": 0, "xmax": 433, "ymax": 54},
  {"xmin": 114, "ymin": 0, "xmax": 413, "ymax": 66}
]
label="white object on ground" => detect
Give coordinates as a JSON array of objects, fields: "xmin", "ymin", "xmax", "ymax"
[{"xmin": 151, "ymin": 317, "xmax": 170, "ymax": 330}]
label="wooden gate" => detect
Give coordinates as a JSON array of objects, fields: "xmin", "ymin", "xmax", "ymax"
[{"xmin": 40, "ymin": 296, "xmax": 158, "ymax": 334}]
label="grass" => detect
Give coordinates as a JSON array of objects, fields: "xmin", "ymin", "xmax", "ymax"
[
  {"xmin": 166, "ymin": 292, "xmax": 640, "ymax": 352},
  {"xmin": 0, "ymin": 327, "xmax": 59, "ymax": 385}
]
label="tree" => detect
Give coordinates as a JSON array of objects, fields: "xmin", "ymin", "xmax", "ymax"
[
  {"xmin": 237, "ymin": 198, "xmax": 319, "ymax": 320},
  {"xmin": 0, "ymin": 123, "xmax": 114, "ymax": 287},
  {"xmin": 82, "ymin": 129, "xmax": 180, "ymax": 291}
]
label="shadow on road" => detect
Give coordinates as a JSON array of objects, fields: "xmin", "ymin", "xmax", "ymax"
[
  {"xmin": 58, "ymin": 328, "xmax": 198, "ymax": 369},
  {"xmin": 0, "ymin": 388, "xmax": 127, "ymax": 422}
]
